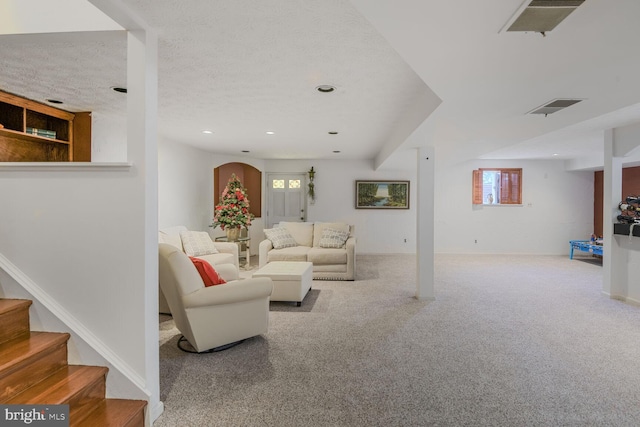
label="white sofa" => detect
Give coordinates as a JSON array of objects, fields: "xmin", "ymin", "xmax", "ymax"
[
  {"xmin": 158, "ymin": 225, "xmax": 240, "ymax": 313},
  {"xmin": 159, "ymin": 225, "xmax": 239, "ymax": 269},
  {"xmin": 258, "ymin": 222, "xmax": 356, "ymax": 280}
]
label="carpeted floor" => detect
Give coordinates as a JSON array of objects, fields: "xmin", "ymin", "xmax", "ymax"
[{"xmin": 155, "ymin": 254, "xmax": 640, "ymax": 426}]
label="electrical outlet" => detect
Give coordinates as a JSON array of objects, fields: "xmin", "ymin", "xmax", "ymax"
[
  {"xmin": 404, "ymin": 238, "xmax": 407, "ymax": 243},
  {"xmin": 475, "ymin": 239, "xmax": 478, "ymax": 243}
]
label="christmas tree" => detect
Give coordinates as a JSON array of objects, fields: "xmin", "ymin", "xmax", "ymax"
[{"xmin": 213, "ymin": 174, "xmax": 254, "ymax": 231}]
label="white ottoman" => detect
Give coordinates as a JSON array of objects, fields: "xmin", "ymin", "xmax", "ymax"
[{"xmin": 252, "ymin": 261, "xmax": 312, "ymax": 306}]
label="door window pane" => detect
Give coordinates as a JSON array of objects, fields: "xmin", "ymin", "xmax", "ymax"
[
  {"xmin": 272, "ymin": 179, "xmax": 285, "ymax": 189},
  {"xmin": 289, "ymin": 179, "xmax": 301, "ymax": 189}
]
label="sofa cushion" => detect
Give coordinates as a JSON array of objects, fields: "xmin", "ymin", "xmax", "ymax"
[
  {"xmin": 197, "ymin": 252, "xmax": 235, "ymax": 268},
  {"xmin": 267, "ymin": 246, "xmax": 310, "ymax": 262},
  {"xmin": 313, "ymin": 222, "xmax": 350, "ymax": 247},
  {"xmin": 318, "ymin": 228, "xmax": 351, "ymax": 248},
  {"xmin": 180, "ymin": 230, "xmax": 219, "ymax": 256},
  {"xmin": 264, "ymin": 227, "xmax": 298, "ymax": 249},
  {"xmin": 280, "ymin": 221, "xmax": 314, "ymax": 247},
  {"xmin": 307, "ymin": 247, "xmax": 348, "ymax": 265},
  {"xmin": 189, "ymin": 257, "xmax": 226, "ymax": 286}
]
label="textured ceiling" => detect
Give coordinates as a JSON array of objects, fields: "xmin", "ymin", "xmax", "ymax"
[
  {"xmin": 122, "ymin": 0, "xmax": 435, "ymax": 161},
  {"xmin": 1, "ymin": 0, "xmax": 639, "ymax": 169},
  {"xmin": 351, "ymin": 0, "xmax": 640, "ymax": 168},
  {"xmin": 0, "ymin": 31, "xmax": 127, "ymax": 116}
]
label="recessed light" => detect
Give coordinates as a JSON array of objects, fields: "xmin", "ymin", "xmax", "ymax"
[
  {"xmin": 316, "ymin": 85, "xmax": 336, "ymax": 93},
  {"xmin": 202, "ymin": 130, "xmax": 213, "ymax": 134},
  {"xmin": 333, "ymin": 150, "xmax": 341, "ymax": 153},
  {"xmin": 553, "ymin": 153, "xmax": 558, "ymax": 156},
  {"xmin": 46, "ymin": 99, "xmax": 63, "ymax": 104},
  {"xmin": 328, "ymin": 131, "xmax": 338, "ymax": 135},
  {"xmin": 111, "ymin": 86, "xmax": 127, "ymax": 93},
  {"xmin": 266, "ymin": 131, "xmax": 275, "ymax": 135}
]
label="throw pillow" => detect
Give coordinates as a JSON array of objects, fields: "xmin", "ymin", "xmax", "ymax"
[
  {"xmin": 264, "ymin": 228, "xmax": 298, "ymax": 249},
  {"xmin": 313, "ymin": 222, "xmax": 350, "ymax": 247},
  {"xmin": 189, "ymin": 257, "xmax": 226, "ymax": 286},
  {"xmin": 318, "ymin": 228, "xmax": 350, "ymax": 248},
  {"xmin": 180, "ymin": 230, "xmax": 219, "ymax": 256}
]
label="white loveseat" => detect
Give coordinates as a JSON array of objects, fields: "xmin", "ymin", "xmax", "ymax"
[
  {"xmin": 258, "ymin": 222, "xmax": 356, "ymax": 280},
  {"xmin": 158, "ymin": 225, "xmax": 240, "ymax": 313}
]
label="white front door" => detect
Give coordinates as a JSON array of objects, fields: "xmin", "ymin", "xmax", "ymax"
[{"xmin": 266, "ymin": 173, "xmax": 306, "ymax": 228}]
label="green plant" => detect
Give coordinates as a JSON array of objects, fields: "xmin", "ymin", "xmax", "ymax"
[
  {"xmin": 213, "ymin": 174, "xmax": 254, "ymax": 230},
  {"xmin": 308, "ymin": 166, "xmax": 316, "ymax": 201}
]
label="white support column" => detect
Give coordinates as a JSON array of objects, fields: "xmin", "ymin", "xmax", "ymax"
[
  {"xmin": 602, "ymin": 129, "xmax": 625, "ymax": 299},
  {"xmin": 416, "ymin": 146, "xmax": 435, "ymax": 300},
  {"xmin": 127, "ymin": 29, "xmax": 162, "ymax": 423}
]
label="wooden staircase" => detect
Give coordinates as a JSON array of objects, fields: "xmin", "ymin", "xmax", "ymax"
[{"xmin": 0, "ymin": 298, "xmax": 146, "ymax": 426}]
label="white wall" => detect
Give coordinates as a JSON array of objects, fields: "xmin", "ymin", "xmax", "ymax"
[
  {"xmin": 158, "ymin": 142, "xmax": 268, "ymax": 246},
  {"xmin": 158, "ymin": 150, "xmax": 418, "ymax": 254},
  {"xmin": 435, "ymin": 159, "xmax": 594, "ymax": 255},
  {"xmin": 0, "ymin": 166, "xmax": 150, "ymax": 400},
  {"xmin": 92, "ymin": 111, "xmax": 127, "ymax": 162},
  {"xmin": 602, "ymin": 122, "xmax": 640, "ymax": 304},
  {"xmin": 0, "ymin": 28, "xmax": 161, "ymax": 422},
  {"xmin": 610, "ymin": 235, "xmax": 640, "ymax": 304},
  {"xmin": 159, "ymin": 146, "xmax": 595, "ymax": 257},
  {"xmin": 158, "ymin": 138, "xmax": 215, "ymax": 230},
  {"xmin": 265, "ymin": 158, "xmax": 417, "ymax": 254}
]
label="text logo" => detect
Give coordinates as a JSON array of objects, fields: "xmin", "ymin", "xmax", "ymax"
[{"xmin": 0, "ymin": 405, "xmax": 68, "ymax": 426}]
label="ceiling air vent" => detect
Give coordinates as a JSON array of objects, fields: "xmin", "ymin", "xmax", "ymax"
[
  {"xmin": 528, "ymin": 99, "xmax": 582, "ymax": 116},
  {"xmin": 505, "ymin": 0, "xmax": 585, "ymax": 33}
]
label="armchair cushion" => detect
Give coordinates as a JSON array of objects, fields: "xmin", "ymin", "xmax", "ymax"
[
  {"xmin": 180, "ymin": 230, "xmax": 219, "ymax": 256},
  {"xmin": 182, "ymin": 277, "xmax": 273, "ymax": 308},
  {"xmin": 264, "ymin": 227, "xmax": 297, "ymax": 249},
  {"xmin": 189, "ymin": 257, "xmax": 226, "ymax": 286}
]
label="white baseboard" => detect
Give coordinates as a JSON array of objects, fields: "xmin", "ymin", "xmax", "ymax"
[
  {"xmin": 149, "ymin": 401, "xmax": 165, "ymax": 426},
  {"xmin": 601, "ymin": 290, "xmax": 640, "ymax": 307}
]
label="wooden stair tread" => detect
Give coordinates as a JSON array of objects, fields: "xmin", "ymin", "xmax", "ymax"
[
  {"xmin": 0, "ymin": 299, "xmax": 32, "ymax": 345},
  {"xmin": 0, "ymin": 331, "xmax": 69, "ymax": 373},
  {"xmin": 0, "ymin": 298, "xmax": 146, "ymax": 425},
  {"xmin": 74, "ymin": 399, "xmax": 147, "ymax": 427},
  {"xmin": 0, "ymin": 298, "xmax": 32, "ymax": 315},
  {"xmin": 7, "ymin": 365, "xmax": 107, "ymax": 404}
]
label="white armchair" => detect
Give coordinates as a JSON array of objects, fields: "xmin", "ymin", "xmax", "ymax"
[{"xmin": 159, "ymin": 243, "xmax": 273, "ymax": 352}]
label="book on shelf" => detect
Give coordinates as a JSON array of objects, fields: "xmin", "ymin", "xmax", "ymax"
[{"xmin": 26, "ymin": 127, "xmax": 57, "ymax": 139}]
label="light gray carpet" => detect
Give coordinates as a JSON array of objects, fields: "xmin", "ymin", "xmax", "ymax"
[{"xmin": 155, "ymin": 254, "xmax": 640, "ymax": 426}]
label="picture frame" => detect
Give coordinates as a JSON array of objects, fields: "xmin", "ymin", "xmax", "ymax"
[{"xmin": 355, "ymin": 180, "xmax": 410, "ymax": 209}]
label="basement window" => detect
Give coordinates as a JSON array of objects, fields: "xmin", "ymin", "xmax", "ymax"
[{"xmin": 473, "ymin": 168, "xmax": 522, "ymax": 205}]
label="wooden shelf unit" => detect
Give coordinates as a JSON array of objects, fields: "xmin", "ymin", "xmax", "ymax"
[
  {"xmin": 614, "ymin": 223, "xmax": 640, "ymax": 238},
  {"xmin": 0, "ymin": 90, "xmax": 91, "ymax": 162}
]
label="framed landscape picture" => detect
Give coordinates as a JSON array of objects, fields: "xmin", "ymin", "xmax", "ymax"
[{"xmin": 355, "ymin": 180, "xmax": 410, "ymax": 209}]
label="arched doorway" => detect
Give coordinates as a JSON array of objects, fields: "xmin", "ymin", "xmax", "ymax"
[{"xmin": 214, "ymin": 163, "xmax": 262, "ymax": 218}]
